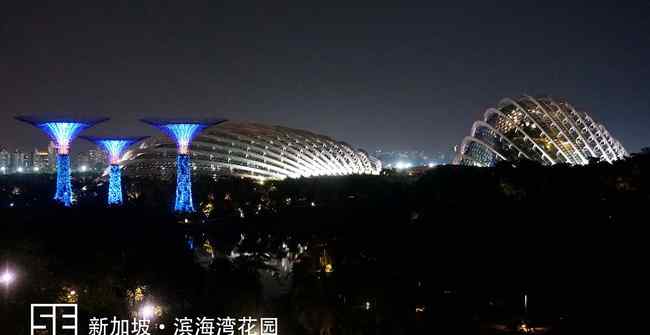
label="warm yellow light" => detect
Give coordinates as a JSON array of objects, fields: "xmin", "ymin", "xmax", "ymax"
[
  {"xmin": 519, "ymin": 322, "xmax": 531, "ymax": 333},
  {"xmin": 140, "ymin": 304, "xmax": 162, "ymax": 319},
  {"xmin": 61, "ymin": 287, "xmax": 78, "ymax": 303}
]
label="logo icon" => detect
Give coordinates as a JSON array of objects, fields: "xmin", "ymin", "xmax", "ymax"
[{"xmin": 31, "ymin": 304, "xmax": 78, "ymax": 335}]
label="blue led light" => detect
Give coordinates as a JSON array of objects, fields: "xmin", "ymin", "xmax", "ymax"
[
  {"xmin": 142, "ymin": 119, "xmax": 225, "ymax": 213},
  {"xmin": 55, "ymin": 154, "xmax": 73, "ymax": 207},
  {"xmin": 147, "ymin": 123, "xmax": 205, "ymax": 213},
  {"xmin": 108, "ymin": 164, "xmax": 122, "ymax": 206},
  {"xmin": 41, "ymin": 123, "xmax": 85, "ymax": 206},
  {"xmin": 186, "ymin": 235, "xmax": 195, "ymax": 250},
  {"xmin": 15, "ymin": 117, "xmax": 108, "ymax": 207},
  {"xmin": 80, "ymin": 137, "xmax": 146, "ymax": 206},
  {"xmin": 42, "ymin": 123, "xmax": 86, "ymax": 206},
  {"xmin": 39, "ymin": 122, "xmax": 87, "ymax": 153},
  {"xmin": 96, "ymin": 140, "xmax": 133, "ymax": 163},
  {"xmin": 96, "ymin": 140, "xmax": 135, "ymax": 207},
  {"xmin": 175, "ymin": 154, "xmax": 194, "ymax": 212},
  {"xmin": 159, "ymin": 124, "xmax": 205, "ymax": 154}
]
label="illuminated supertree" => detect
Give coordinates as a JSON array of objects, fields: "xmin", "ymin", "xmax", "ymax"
[
  {"xmin": 141, "ymin": 119, "xmax": 226, "ymax": 213},
  {"xmin": 15, "ymin": 116, "xmax": 108, "ymax": 206},
  {"xmin": 81, "ymin": 136, "xmax": 148, "ymax": 206}
]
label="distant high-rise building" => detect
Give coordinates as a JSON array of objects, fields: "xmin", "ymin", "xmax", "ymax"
[
  {"xmin": 33, "ymin": 148, "xmax": 51, "ymax": 173},
  {"xmin": 48, "ymin": 142, "xmax": 57, "ymax": 172},
  {"xmin": 23, "ymin": 151, "xmax": 34, "ymax": 170},
  {"xmin": 0, "ymin": 148, "xmax": 9, "ymax": 174},
  {"xmin": 8, "ymin": 149, "xmax": 34, "ymax": 173},
  {"xmin": 75, "ymin": 151, "xmax": 90, "ymax": 172},
  {"xmin": 10, "ymin": 150, "xmax": 24, "ymax": 172},
  {"xmin": 88, "ymin": 148, "xmax": 107, "ymax": 170},
  {"xmin": 74, "ymin": 148, "xmax": 107, "ymax": 172}
]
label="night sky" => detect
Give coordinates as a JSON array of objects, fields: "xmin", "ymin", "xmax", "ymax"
[{"xmin": 1, "ymin": 1, "xmax": 649, "ymax": 156}]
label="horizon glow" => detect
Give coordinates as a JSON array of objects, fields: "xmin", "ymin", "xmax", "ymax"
[{"xmin": 395, "ymin": 161, "xmax": 412, "ymax": 170}]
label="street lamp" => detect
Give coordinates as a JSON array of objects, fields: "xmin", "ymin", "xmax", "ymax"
[
  {"xmin": 139, "ymin": 303, "xmax": 161, "ymax": 320},
  {"xmin": 140, "ymin": 304, "xmax": 155, "ymax": 319},
  {"xmin": 0, "ymin": 269, "xmax": 15, "ymax": 286},
  {"xmin": 1, "ymin": 268, "xmax": 16, "ymax": 311}
]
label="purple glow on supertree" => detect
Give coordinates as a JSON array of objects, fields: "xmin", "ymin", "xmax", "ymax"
[
  {"xmin": 15, "ymin": 117, "xmax": 106, "ymax": 154},
  {"xmin": 82, "ymin": 136, "xmax": 148, "ymax": 164},
  {"xmin": 15, "ymin": 116, "xmax": 108, "ymax": 206},
  {"xmin": 41, "ymin": 123, "xmax": 86, "ymax": 154},
  {"xmin": 156, "ymin": 123, "xmax": 205, "ymax": 154},
  {"xmin": 81, "ymin": 136, "xmax": 148, "ymax": 206},
  {"xmin": 141, "ymin": 119, "xmax": 226, "ymax": 152},
  {"xmin": 141, "ymin": 119, "xmax": 226, "ymax": 212},
  {"xmin": 100, "ymin": 140, "xmax": 131, "ymax": 163}
]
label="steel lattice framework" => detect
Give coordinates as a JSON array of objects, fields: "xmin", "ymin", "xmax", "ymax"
[
  {"xmin": 454, "ymin": 95, "xmax": 627, "ymax": 167},
  {"xmin": 81, "ymin": 136, "xmax": 148, "ymax": 206},
  {"xmin": 124, "ymin": 121, "xmax": 382, "ymax": 181},
  {"xmin": 15, "ymin": 116, "xmax": 108, "ymax": 206},
  {"xmin": 141, "ymin": 119, "xmax": 227, "ymax": 213}
]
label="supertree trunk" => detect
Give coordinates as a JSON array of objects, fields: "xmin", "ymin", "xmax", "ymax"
[
  {"xmin": 108, "ymin": 164, "xmax": 123, "ymax": 206},
  {"xmin": 54, "ymin": 154, "xmax": 73, "ymax": 207},
  {"xmin": 175, "ymin": 154, "xmax": 194, "ymax": 213}
]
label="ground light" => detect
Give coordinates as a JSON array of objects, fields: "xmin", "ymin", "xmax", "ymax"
[
  {"xmin": 395, "ymin": 161, "xmax": 413, "ymax": 170},
  {"xmin": 138, "ymin": 303, "xmax": 162, "ymax": 320},
  {"xmin": 1, "ymin": 268, "xmax": 16, "ymax": 306},
  {"xmin": 140, "ymin": 304, "xmax": 155, "ymax": 319},
  {"xmin": 0, "ymin": 269, "xmax": 15, "ymax": 286}
]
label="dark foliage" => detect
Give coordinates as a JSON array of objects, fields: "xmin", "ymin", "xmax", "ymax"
[{"xmin": 1, "ymin": 152, "xmax": 649, "ymax": 334}]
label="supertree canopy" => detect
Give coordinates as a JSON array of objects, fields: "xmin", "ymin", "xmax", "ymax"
[
  {"xmin": 15, "ymin": 116, "xmax": 108, "ymax": 206},
  {"xmin": 141, "ymin": 119, "xmax": 226, "ymax": 213},
  {"xmin": 81, "ymin": 136, "xmax": 148, "ymax": 206}
]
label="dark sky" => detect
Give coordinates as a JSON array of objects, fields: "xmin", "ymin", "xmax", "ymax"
[{"xmin": 1, "ymin": 1, "xmax": 649, "ymax": 155}]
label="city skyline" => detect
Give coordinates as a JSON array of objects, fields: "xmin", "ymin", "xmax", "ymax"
[
  {"xmin": 0, "ymin": 3, "xmax": 649, "ymax": 155},
  {"xmin": 1, "ymin": 3, "xmax": 648, "ymax": 333},
  {"xmin": 0, "ymin": 144, "xmax": 106, "ymax": 174},
  {"xmin": 0, "ymin": 141, "xmax": 446, "ymax": 175}
]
